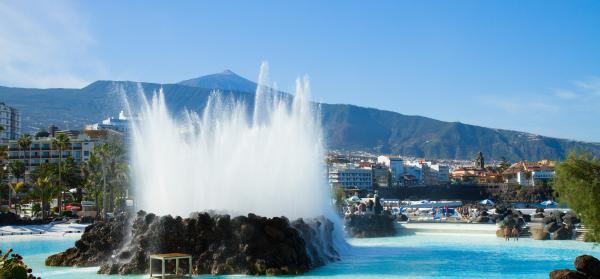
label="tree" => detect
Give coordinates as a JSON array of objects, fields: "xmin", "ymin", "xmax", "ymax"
[
  {"xmin": 498, "ymin": 157, "xmax": 511, "ymax": 172},
  {"xmin": 82, "ymin": 152, "xmax": 102, "ymax": 217},
  {"xmin": 35, "ymin": 128, "xmax": 50, "ymax": 138},
  {"xmin": 51, "ymin": 132, "xmax": 70, "ymax": 214},
  {"xmin": 34, "ymin": 176, "xmax": 53, "ymax": 220},
  {"xmin": 17, "ymin": 133, "xmax": 32, "ymax": 174},
  {"xmin": 0, "ymin": 144, "xmax": 7, "ymax": 208},
  {"xmin": 8, "ymin": 161, "xmax": 26, "ymax": 183},
  {"xmin": 61, "ymin": 156, "xmax": 83, "ymax": 203},
  {"xmin": 11, "ymin": 182, "xmax": 26, "ymax": 214},
  {"xmin": 95, "ymin": 139, "xmax": 128, "ymax": 219},
  {"xmin": 332, "ymin": 185, "xmax": 346, "ymax": 206},
  {"xmin": 7, "ymin": 161, "xmax": 26, "ymax": 212},
  {"xmin": 30, "ymin": 164, "xmax": 59, "ymax": 220},
  {"xmin": 553, "ymin": 152, "xmax": 600, "ymax": 242}
]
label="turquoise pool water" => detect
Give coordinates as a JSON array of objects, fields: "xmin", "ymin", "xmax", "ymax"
[{"xmin": 2, "ymin": 234, "xmax": 599, "ymax": 278}]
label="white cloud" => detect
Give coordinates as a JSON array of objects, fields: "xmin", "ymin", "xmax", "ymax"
[
  {"xmin": 553, "ymin": 76, "xmax": 600, "ymax": 101},
  {"xmin": 0, "ymin": 1, "xmax": 106, "ymax": 88},
  {"xmin": 574, "ymin": 76, "xmax": 600, "ymax": 96},
  {"xmin": 553, "ymin": 89, "xmax": 578, "ymax": 100},
  {"xmin": 479, "ymin": 95, "xmax": 559, "ymax": 115}
]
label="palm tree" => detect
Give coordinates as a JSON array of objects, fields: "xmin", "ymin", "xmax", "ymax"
[
  {"xmin": 60, "ymin": 156, "xmax": 83, "ymax": 203},
  {"xmin": 17, "ymin": 133, "xmax": 32, "ymax": 176},
  {"xmin": 0, "ymin": 144, "xmax": 7, "ymax": 210},
  {"xmin": 8, "ymin": 161, "xmax": 26, "ymax": 213},
  {"xmin": 8, "ymin": 160, "xmax": 26, "ymax": 183},
  {"xmin": 51, "ymin": 132, "xmax": 70, "ymax": 214},
  {"xmin": 108, "ymin": 161, "xmax": 129, "ymax": 213},
  {"xmin": 40, "ymin": 177, "xmax": 51, "ymax": 220},
  {"xmin": 82, "ymin": 153, "xmax": 102, "ymax": 218},
  {"xmin": 30, "ymin": 163, "xmax": 58, "ymax": 220},
  {"xmin": 11, "ymin": 181, "xmax": 26, "ymax": 215},
  {"xmin": 95, "ymin": 140, "xmax": 127, "ymax": 219},
  {"xmin": 34, "ymin": 176, "xmax": 53, "ymax": 221},
  {"xmin": 96, "ymin": 144, "xmax": 112, "ymax": 219}
]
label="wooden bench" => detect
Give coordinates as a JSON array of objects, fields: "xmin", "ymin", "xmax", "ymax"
[{"xmin": 149, "ymin": 253, "xmax": 192, "ymax": 278}]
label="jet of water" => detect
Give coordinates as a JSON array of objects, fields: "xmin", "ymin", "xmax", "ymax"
[{"xmin": 131, "ymin": 62, "xmax": 335, "ymax": 220}]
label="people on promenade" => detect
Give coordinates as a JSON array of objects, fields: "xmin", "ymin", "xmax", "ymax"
[
  {"xmin": 511, "ymin": 227, "xmax": 519, "ymax": 241},
  {"xmin": 504, "ymin": 226, "xmax": 511, "ymax": 241},
  {"xmin": 358, "ymin": 203, "xmax": 366, "ymax": 214}
]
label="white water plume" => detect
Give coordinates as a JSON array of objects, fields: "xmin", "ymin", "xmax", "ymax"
[{"xmin": 131, "ymin": 62, "xmax": 335, "ymax": 221}]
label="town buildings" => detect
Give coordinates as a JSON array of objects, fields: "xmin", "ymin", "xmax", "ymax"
[
  {"xmin": 329, "ymin": 153, "xmax": 451, "ymax": 189},
  {"xmin": 85, "ymin": 111, "xmax": 130, "ymax": 134},
  {"xmin": 0, "ymin": 102, "xmax": 21, "ymax": 142},
  {"xmin": 5, "ymin": 125, "xmax": 124, "ymax": 180},
  {"xmin": 377, "ymin": 156, "xmax": 404, "ymax": 186},
  {"xmin": 450, "ymin": 152, "xmax": 503, "ymax": 184},
  {"xmin": 449, "ymin": 152, "xmax": 556, "ymax": 186},
  {"xmin": 6, "ymin": 131, "xmax": 98, "ymax": 175},
  {"xmin": 430, "ymin": 164, "xmax": 450, "ymax": 184},
  {"xmin": 502, "ymin": 160, "xmax": 556, "ymax": 186},
  {"xmin": 328, "ymin": 163, "xmax": 373, "ymax": 190},
  {"xmin": 85, "ymin": 111, "xmax": 131, "ymax": 142},
  {"xmin": 328, "ymin": 150, "xmax": 558, "ymax": 190},
  {"xmin": 371, "ymin": 164, "xmax": 390, "ymax": 188}
]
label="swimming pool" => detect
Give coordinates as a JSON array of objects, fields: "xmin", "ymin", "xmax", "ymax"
[{"xmin": 2, "ymin": 233, "xmax": 598, "ymax": 278}]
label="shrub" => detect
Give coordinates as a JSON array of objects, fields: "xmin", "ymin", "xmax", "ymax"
[
  {"xmin": 553, "ymin": 152, "xmax": 600, "ymax": 242},
  {"xmin": 0, "ymin": 249, "xmax": 38, "ymax": 279}
]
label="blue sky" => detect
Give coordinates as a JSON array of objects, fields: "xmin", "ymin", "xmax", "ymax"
[{"xmin": 1, "ymin": 1, "xmax": 600, "ymax": 142}]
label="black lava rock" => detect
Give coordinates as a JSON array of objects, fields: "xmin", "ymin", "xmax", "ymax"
[
  {"xmin": 574, "ymin": 255, "xmax": 600, "ymax": 278},
  {"xmin": 344, "ymin": 214, "xmax": 396, "ymax": 238},
  {"xmin": 46, "ymin": 211, "xmax": 339, "ymax": 276}
]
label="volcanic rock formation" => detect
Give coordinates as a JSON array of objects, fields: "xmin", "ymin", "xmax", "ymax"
[
  {"xmin": 550, "ymin": 254, "xmax": 600, "ymax": 279},
  {"xmin": 344, "ymin": 213, "xmax": 396, "ymax": 238},
  {"xmin": 46, "ymin": 211, "xmax": 339, "ymax": 276}
]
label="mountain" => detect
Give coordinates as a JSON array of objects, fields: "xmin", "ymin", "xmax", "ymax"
[
  {"xmin": 319, "ymin": 104, "xmax": 600, "ymax": 161},
  {"xmin": 178, "ymin": 70, "xmax": 258, "ymax": 93},
  {"xmin": 1, "ymin": 71, "xmax": 599, "ymax": 161}
]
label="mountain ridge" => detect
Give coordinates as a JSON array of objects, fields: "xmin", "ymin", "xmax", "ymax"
[{"xmin": 1, "ymin": 72, "xmax": 599, "ymax": 161}]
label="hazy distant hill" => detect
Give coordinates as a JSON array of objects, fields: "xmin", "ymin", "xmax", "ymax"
[{"xmin": 1, "ymin": 71, "xmax": 599, "ymax": 161}]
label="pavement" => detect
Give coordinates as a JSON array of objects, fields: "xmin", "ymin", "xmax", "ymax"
[{"xmin": 0, "ymin": 221, "xmax": 89, "ymax": 236}]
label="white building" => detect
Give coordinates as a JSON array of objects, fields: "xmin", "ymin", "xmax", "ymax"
[
  {"xmin": 430, "ymin": 164, "xmax": 450, "ymax": 184},
  {"xmin": 404, "ymin": 161, "xmax": 424, "ymax": 183},
  {"xmin": 371, "ymin": 164, "xmax": 390, "ymax": 187},
  {"xmin": 511, "ymin": 169, "xmax": 555, "ymax": 186},
  {"xmin": 6, "ymin": 132, "xmax": 99, "ymax": 176},
  {"xmin": 377, "ymin": 156, "xmax": 404, "ymax": 186},
  {"xmin": 86, "ymin": 111, "xmax": 130, "ymax": 134},
  {"xmin": 503, "ymin": 161, "xmax": 556, "ymax": 186},
  {"xmin": 328, "ymin": 163, "xmax": 373, "ymax": 190},
  {"xmin": 0, "ymin": 102, "xmax": 20, "ymax": 142},
  {"xmin": 376, "ymin": 156, "xmax": 450, "ymax": 186},
  {"xmin": 531, "ymin": 170, "xmax": 555, "ymax": 186}
]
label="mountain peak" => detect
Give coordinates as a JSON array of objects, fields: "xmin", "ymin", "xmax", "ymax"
[
  {"xmin": 221, "ymin": 69, "xmax": 236, "ymax": 75},
  {"xmin": 178, "ymin": 70, "xmax": 257, "ymax": 93}
]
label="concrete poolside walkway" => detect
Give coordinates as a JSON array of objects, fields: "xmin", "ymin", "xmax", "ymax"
[
  {"xmin": 397, "ymin": 222, "xmax": 498, "ymax": 235},
  {"xmin": 0, "ymin": 222, "xmax": 89, "ymax": 236}
]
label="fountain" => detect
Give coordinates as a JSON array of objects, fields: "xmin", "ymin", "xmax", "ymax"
[
  {"xmin": 131, "ymin": 62, "xmax": 332, "ymax": 220},
  {"xmin": 46, "ymin": 63, "xmax": 343, "ymax": 275}
]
